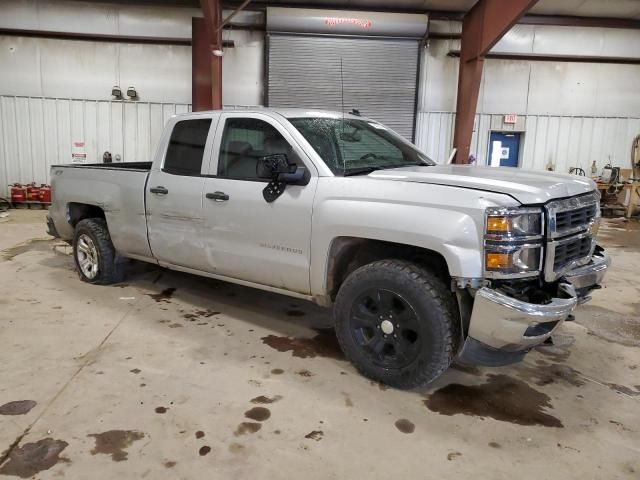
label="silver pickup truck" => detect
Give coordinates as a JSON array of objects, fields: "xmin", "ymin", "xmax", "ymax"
[{"xmin": 47, "ymin": 109, "xmax": 610, "ymax": 389}]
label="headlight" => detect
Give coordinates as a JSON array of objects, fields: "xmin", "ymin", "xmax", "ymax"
[
  {"xmin": 485, "ymin": 207, "xmax": 543, "ymax": 238},
  {"xmin": 484, "ymin": 207, "xmax": 544, "ymax": 279}
]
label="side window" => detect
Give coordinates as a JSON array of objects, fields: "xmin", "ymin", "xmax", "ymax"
[
  {"xmin": 163, "ymin": 119, "xmax": 212, "ymax": 176},
  {"xmin": 218, "ymin": 118, "xmax": 298, "ymax": 180}
]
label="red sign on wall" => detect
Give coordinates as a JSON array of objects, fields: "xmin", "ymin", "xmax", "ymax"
[
  {"xmin": 504, "ymin": 114, "xmax": 518, "ymax": 124},
  {"xmin": 324, "ymin": 17, "xmax": 373, "ymax": 29}
]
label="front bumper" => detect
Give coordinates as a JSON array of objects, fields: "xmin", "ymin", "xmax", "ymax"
[{"xmin": 457, "ymin": 248, "xmax": 610, "ymax": 366}]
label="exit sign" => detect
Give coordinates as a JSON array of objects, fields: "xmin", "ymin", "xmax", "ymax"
[{"xmin": 504, "ymin": 114, "xmax": 518, "ymax": 124}]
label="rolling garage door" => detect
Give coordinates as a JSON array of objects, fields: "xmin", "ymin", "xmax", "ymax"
[{"xmin": 266, "ymin": 8, "xmax": 428, "ymax": 141}]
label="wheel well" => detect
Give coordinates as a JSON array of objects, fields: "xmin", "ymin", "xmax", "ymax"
[
  {"xmin": 326, "ymin": 237, "xmax": 451, "ymax": 300},
  {"xmin": 67, "ymin": 203, "xmax": 106, "ymax": 227}
]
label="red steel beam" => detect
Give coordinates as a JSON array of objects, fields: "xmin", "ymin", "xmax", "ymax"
[
  {"xmin": 452, "ymin": 0, "xmax": 538, "ymax": 164},
  {"xmin": 192, "ymin": 18, "xmax": 213, "ymax": 111},
  {"xmin": 218, "ymin": 0, "xmax": 252, "ymax": 31},
  {"xmin": 196, "ymin": 0, "xmax": 223, "ymax": 110}
]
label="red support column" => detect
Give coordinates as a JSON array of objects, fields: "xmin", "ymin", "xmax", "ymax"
[
  {"xmin": 452, "ymin": 0, "xmax": 539, "ymax": 164},
  {"xmin": 192, "ymin": 18, "xmax": 212, "ymax": 112},
  {"xmin": 195, "ymin": 0, "xmax": 222, "ymax": 111}
]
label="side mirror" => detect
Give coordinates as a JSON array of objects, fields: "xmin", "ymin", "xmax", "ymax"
[
  {"xmin": 257, "ymin": 154, "xmax": 308, "ymax": 203},
  {"xmin": 256, "ymin": 154, "xmax": 295, "ymax": 180}
]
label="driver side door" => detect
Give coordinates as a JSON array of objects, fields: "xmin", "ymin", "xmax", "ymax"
[{"xmin": 201, "ymin": 112, "xmax": 317, "ymax": 294}]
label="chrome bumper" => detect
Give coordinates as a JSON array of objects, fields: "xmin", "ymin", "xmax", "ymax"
[
  {"xmin": 457, "ymin": 248, "xmax": 610, "ymax": 366},
  {"xmin": 563, "ymin": 248, "xmax": 610, "ymax": 290}
]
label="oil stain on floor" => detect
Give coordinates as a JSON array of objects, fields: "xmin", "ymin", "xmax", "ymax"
[
  {"xmin": 244, "ymin": 407, "xmax": 271, "ymax": 422},
  {"xmin": 577, "ymin": 304, "xmax": 640, "ymax": 348},
  {"xmin": 87, "ymin": 430, "xmax": 145, "ymax": 461},
  {"xmin": 234, "ymin": 422, "xmax": 262, "ymax": 436},
  {"xmin": 250, "ymin": 395, "xmax": 282, "ymax": 404},
  {"xmin": 146, "ymin": 287, "xmax": 177, "ymax": 303},
  {"xmin": 261, "ymin": 329, "xmax": 345, "ymax": 360},
  {"xmin": 304, "ymin": 430, "xmax": 323, "ymax": 441},
  {"xmin": 0, "ymin": 438, "xmax": 69, "ymax": 478},
  {"xmin": 424, "ymin": 374, "xmax": 563, "ymax": 428},
  {"xmin": 516, "ymin": 362, "xmax": 585, "ymax": 387},
  {"xmin": 598, "ymin": 218, "xmax": 640, "ymax": 253},
  {"xmin": 1, "ymin": 239, "xmax": 58, "ymax": 261},
  {"xmin": 394, "ymin": 419, "xmax": 415, "ymax": 434},
  {"xmin": 0, "ymin": 400, "xmax": 37, "ymax": 415}
]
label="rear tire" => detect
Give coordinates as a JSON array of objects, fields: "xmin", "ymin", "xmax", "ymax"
[
  {"xmin": 73, "ymin": 218, "xmax": 124, "ymax": 285},
  {"xmin": 334, "ymin": 259, "xmax": 459, "ymax": 389}
]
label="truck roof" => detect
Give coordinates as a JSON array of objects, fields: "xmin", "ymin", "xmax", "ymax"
[{"xmin": 174, "ymin": 107, "xmax": 369, "ymax": 121}]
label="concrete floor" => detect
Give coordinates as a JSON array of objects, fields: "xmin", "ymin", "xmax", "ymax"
[{"xmin": 0, "ymin": 209, "xmax": 638, "ymax": 479}]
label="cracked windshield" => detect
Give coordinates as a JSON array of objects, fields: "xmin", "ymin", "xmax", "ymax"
[{"xmin": 290, "ymin": 117, "xmax": 435, "ymax": 176}]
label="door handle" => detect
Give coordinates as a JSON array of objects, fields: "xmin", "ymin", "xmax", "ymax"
[
  {"xmin": 150, "ymin": 186, "xmax": 168, "ymax": 195},
  {"xmin": 206, "ymin": 191, "xmax": 229, "ymax": 201}
]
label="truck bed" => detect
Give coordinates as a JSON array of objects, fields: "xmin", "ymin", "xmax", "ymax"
[{"xmin": 49, "ymin": 161, "xmax": 153, "ymax": 260}]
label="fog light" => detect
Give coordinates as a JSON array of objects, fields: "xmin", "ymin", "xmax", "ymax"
[{"xmin": 486, "ymin": 252, "xmax": 512, "ymax": 270}]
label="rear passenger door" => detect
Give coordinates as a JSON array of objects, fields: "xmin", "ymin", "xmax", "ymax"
[{"xmin": 146, "ymin": 116, "xmax": 217, "ymax": 270}]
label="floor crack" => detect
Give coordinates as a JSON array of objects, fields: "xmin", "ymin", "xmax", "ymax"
[
  {"xmin": 0, "ymin": 297, "xmax": 141, "ymax": 466},
  {"xmin": 0, "ymin": 429, "xmax": 29, "ymax": 467}
]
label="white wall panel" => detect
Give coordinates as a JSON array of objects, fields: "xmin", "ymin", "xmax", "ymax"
[
  {"xmin": 0, "ymin": 0, "xmax": 198, "ymax": 39},
  {"xmin": 0, "ymin": 95, "xmax": 191, "ymax": 196},
  {"xmin": 119, "ymin": 43, "xmax": 192, "ymax": 104},
  {"xmin": 478, "ymin": 59, "xmax": 530, "ymax": 114},
  {"xmin": 1, "ymin": 35, "xmax": 264, "ymax": 106},
  {"xmin": 40, "ymin": 40, "xmax": 119, "ymax": 100},
  {"xmin": 1, "ymin": 0, "xmax": 261, "ymax": 41},
  {"xmin": 222, "ymin": 31, "xmax": 265, "ymax": 107},
  {"xmin": 420, "ymin": 42, "xmax": 640, "ymax": 119},
  {"xmin": 419, "ymin": 24, "xmax": 640, "ymax": 125},
  {"xmin": 491, "ymin": 24, "xmax": 534, "ymax": 54},
  {"xmin": 415, "ymin": 111, "xmax": 640, "ymax": 177},
  {"xmin": 0, "ymin": 37, "xmax": 41, "ymax": 97},
  {"xmin": 418, "ymin": 40, "xmax": 458, "ymax": 112}
]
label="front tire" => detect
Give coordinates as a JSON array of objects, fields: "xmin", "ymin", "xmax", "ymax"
[
  {"xmin": 334, "ymin": 260, "xmax": 459, "ymax": 389},
  {"xmin": 73, "ymin": 218, "xmax": 124, "ymax": 285}
]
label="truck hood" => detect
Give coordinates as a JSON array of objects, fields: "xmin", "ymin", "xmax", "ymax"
[{"xmin": 367, "ymin": 165, "xmax": 596, "ymax": 204}]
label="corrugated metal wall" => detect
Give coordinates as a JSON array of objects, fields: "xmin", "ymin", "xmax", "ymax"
[
  {"xmin": 415, "ymin": 112, "xmax": 640, "ymax": 173},
  {"xmin": 0, "ymin": 95, "xmax": 190, "ymax": 196}
]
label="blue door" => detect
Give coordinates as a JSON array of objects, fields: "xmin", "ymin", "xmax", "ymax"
[{"xmin": 488, "ymin": 132, "xmax": 521, "ymax": 167}]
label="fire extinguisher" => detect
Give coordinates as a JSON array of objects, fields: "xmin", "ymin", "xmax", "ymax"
[
  {"xmin": 10, "ymin": 183, "xmax": 26, "ymax": 204},
  {"xmin": 25, "ymin": 183, "xmax": 40, "ymax": 202},
  {"xmin": 39, "ymin": 184, "xmax": 52, "ymax": 204}
]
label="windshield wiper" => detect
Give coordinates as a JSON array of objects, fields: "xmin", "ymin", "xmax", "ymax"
[
  {"xmin": 342, "ymin": 166, "xmax": 385, "ymax": 176},
  {"xmin": 343, "ymin": 163, "xmax": 429, "ymax": 176}
]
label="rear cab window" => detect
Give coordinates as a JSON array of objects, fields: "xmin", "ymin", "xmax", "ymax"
[{"xmin": 163, "ymin": 119, "xmax": 212, "ymax": 176}]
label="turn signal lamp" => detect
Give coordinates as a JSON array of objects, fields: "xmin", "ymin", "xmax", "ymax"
[
  {"xmin": 486, "ymin": 216, "xmax": 510, "ymax": 233},
  {"xmin": 485, "ymin": 252, "xmax": 512, "ymax": 270}
]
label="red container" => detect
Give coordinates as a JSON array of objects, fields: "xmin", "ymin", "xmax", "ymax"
[
  {"xmin": 25, "ymin": 183, "xmax": 40, "ymax": 202},
  {"xmin": 39, "ymin": 184, "xmax": 52, "ymax": 204},
  {"xmin": 10, "ymin": 183, "xmax": 26, "ymax": 204}
]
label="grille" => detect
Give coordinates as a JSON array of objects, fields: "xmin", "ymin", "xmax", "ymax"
[
  {"xmin": 544, "ymin": 192, "xmax": 600, "ymax": 281},
  {"xmin": 555, "ymin": 204, "xmax": 598, "ymax": 233},
  {"xmin": 553, "ymin": 235, "xmax": 593, "ymax": 270}
]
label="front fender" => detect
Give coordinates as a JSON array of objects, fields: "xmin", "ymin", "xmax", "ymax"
[{"xmin": 309, "ymin": 177, "xmax": 519, "ymax": 297}]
